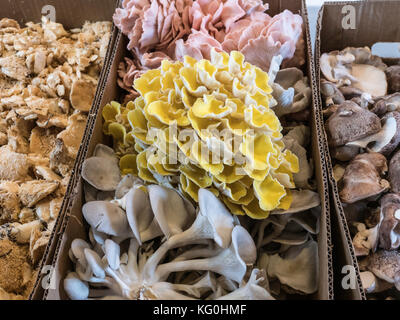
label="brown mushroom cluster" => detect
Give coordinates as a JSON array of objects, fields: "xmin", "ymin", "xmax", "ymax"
[
  {"xmin": 321, "ymin": 46, "xmax": 400, "ymax": 299},
  {"xmin": 0, "ymin": 17, "xmax": 111, "ymax": 299}
]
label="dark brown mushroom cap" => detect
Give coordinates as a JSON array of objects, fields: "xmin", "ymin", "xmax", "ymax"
[
  {"xmin": 371, "ymin": 93, "xmax": 400, "ymax": 116},
  {"xmin": 368, "ymin": 250, "xmax": 400, "ymax": 283},
  {"xmin": 320, "ymin": 80, "xmax": 345, "ymax": 106},
  {"xmin": 332, "ymin": 145, "xmax": 360, "ymax": 161},
  {"xmin": 389, "ymin": 149, "xmax": 400, "ymax": 193},
  {"xmin": 340, "ymin": 152, "xmax": 390, "ymax": 204},
  {"xmin": 386, "ymin": 65, "xmax": 400, "ymax": 94},
  {"xmin": 339, "ymin": 86, "xmax": 364, "ymax": 100},
  {"xmin": 326, "ymin": 101, "xmax": 381, "ymax": 147},
  {"xmin": 379, "ymin": 193, "xmax": 400, "ymax": 250}
]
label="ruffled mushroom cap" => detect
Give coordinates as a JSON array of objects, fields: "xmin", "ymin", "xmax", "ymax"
[
  {"xmin": 113, "ymin": 0, "xmax": 304, "ymax": 89},
  {"xmin": 103, "ymin": 50, "xmax": 299, "ymax": 218}
]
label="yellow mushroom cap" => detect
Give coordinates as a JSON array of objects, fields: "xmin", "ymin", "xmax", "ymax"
[{"xmin": 103, "ymin": 49, "xmax": 299, "ymax": 218}]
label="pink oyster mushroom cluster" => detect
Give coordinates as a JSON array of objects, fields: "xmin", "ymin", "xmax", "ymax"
[{"xmin": 114, "ymin": 0, "xmax": 305, "ymax": 98}]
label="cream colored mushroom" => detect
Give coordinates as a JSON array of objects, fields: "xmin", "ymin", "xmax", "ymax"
[
  {"xmin": 0, "ymin": 145, "xmax": 30, "ymax": 181},
  {"xmin": 360, "ymin": 271, "xmax": 393, "ymax": 293},
  {"xmin": 320, "ymin": 47, "xmax": 387, "ymax": 97},
  {"xmin": 18, "ymin": 180, "xmax": 59, "ymax": 207},
  {"xmin": 57, "ymin": 113, "xmax": 87, "ymax": 158},
  {"xmin": 70, "ymin": 79, "xmax": 96, "ymax": 112},
  {"xmin": 8, "ymin": 220, "xmax": 42, "ymax": 244},
  {"xmin": 352, "ymin": 223, "xmax": 378, "ymax": 257}
]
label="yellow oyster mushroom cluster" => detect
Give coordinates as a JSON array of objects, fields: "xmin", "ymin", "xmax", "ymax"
[{"xmin": 102, "ymin": 49, "xmax": 299, "ymax": 219}]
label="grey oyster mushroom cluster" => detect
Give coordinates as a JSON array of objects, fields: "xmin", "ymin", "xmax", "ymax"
[
  {"xmin": 67, "ymin": 144, "xmax": 272, "ymax": 300},
  {"xmin": 268, "ymin": 55, "xmax": 312, "ymax": 120},
  {"xmin": 65, "ymin": 142, "xmax": 321, "ymax": 300},
  {"xmin": 320, "ymin": 46, "xmax": 400, "ymax": 299}
]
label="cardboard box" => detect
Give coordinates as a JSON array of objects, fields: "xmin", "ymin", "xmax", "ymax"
[
  {"xmin": 0, "ymin": 0, "xmax": 119, "ymax": 300},
  {"xmin": 315, "ymin": 0, "xmax": 400, "ymax": 300},
  {"xmin": 44, "ymin": 0, "xmax": 333, "ymax": 300}
]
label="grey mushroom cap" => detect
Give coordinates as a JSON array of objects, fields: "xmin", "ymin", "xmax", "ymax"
[
  {"xmin": 64, "ymin": 272, "xmax": 89, "ymax": 300},
  {"xmin": 115, "ymin": 174, "xmax": 143, "ymax": 199},
  {"xmin": 148, "ymin": 185, "xmax": 194, "ymax": 238},
  {"xmin": 82, "ymin": 201, "xmax": 131, "ymax": 237},
  {"xmin": 81, "ymin": 157, "xmax": 121, "ymax": 191},
  {"xmin": 94, "ymin": 144, "xmax": 117, "ymax": 160},
  {"xmin": 263, "ymin": 240, "xmax": 319, "ymax": 294},
  {"xmin": 198, "ymin": 188, "xmax": 235, "ymax": 248},
  {"xmin": 272, "ymin": 190, "xmax": 320, "ymax": 215},
  {"xmin": 125, "ymin": 186, "xmax": 153, "ymax": 244},
  {"xmin": 271, "ymin": 68, "xmax": 311, "ymax": 117}
]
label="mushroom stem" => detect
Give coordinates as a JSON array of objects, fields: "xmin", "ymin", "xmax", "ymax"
[
  {"xmin": 154, "ymin": 226, "xmax": 254, "ymax": 283},
  {"xmin": 171, "ymin": 246, "xmax": 221, "ymax": 262},
  {"xmin": 154, "ymin": 249, "xmax": 236, "ymax": 283},
  {"xmin": 104, "ymin": 267, "xmax": 132, "ymax": 295},
  {"xmin": 142, "ymin": 188, "xmax": 235, "ymax": 279},
  {"xmin": 142, "ymin": 215, "xmax": 223, "ymax": 280}
]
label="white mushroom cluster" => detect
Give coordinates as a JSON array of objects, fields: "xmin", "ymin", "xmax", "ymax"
[
  {"xmin": 65, "ymin": 145, "xmax": 273, "ymax": 300},
  {"xmin": 320, "ymin": 46, "xmax": 400, "ymax": 299}
]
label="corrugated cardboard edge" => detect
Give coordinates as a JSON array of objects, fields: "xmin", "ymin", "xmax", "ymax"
[
  {"xmin": 314, "ymin": 1, "xmax": 369, "ymax": 300},
  {"xmin": 44, "ymin": 0, "xmax": 333, "ymax": 300},
  {"xmin": 28, "ymin": 0, "xmax": 120, "ymax": 300},
  {"xmin": 43, "ymin": 29, "xmax": 123, "ymax": 300},
  {"xmin": 302, "ymin": 0, "xmax": 333, "ymax": 300}
]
